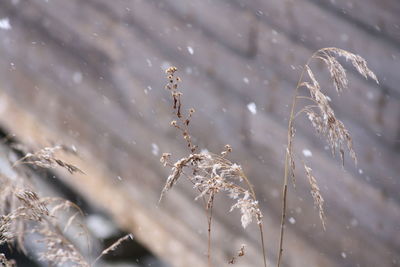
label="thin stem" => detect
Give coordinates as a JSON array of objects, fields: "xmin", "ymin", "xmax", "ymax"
[
  {"xmin": 276, "ymin": 56, "xmax": 314, "ymax": 266},
  {"xmin": 295, "ymin": 95, "xmax": 318, "ymax": 103},
  {"xmin": 276, "ymin": 84, "xmax": 299, "ymax": 267},
  {"xmin": 276, "ymin": 184, "xmax": 287, "ymax": 267},
  {"xmin": 259, "ymin": 222, "xmax": 268, "ymax": 267},
  {"xmin": 207, "ymin": 199, "xmax": 214, "ymax": 267}
]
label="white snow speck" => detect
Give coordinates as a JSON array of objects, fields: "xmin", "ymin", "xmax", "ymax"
[
  {"xmin": 161, "ymin": 61, "xmax": 172, "ymax": 71},
  {"xmin": 358, "ymin": 169, "xmax": 363, "ymax": 174},
  {"xmin": 200, "ymin": 148, "xmax": 209, "ymax": 154},
  {"xmin": 151, "ymin": 143, "xmax": 159, "ymax": 156},
  {"xmin": 73, "ymin": 71, "xmax": 82, "ymax": 84},
  {"xmin": 302, "ymin": 149, "xmax": 313, "ymax": 157},
  {"xmin": 0, "ymin": 18, "xmax": 11, "ymax": 30},
  {"xmin": 146, "ymin": 58, "xmax": 152, "ymax": 67},
  {"xmin": 243, "ymin": 77, "xmax": 249, "ymax": 84},
  {"xmin": 350, "ymin": 218, "xmax": 358, "ymax": 227},
  {"xmin": 340, "ymin": 33, "xmax": 349, "ymax": 42},
  {"xmin": 187, "ymin": 46, "xmax": 194, "ymax": 55},
  {"xmin": 86, "ymin": 215, "xmax": 118, "ymax": 239},
  {"xmin": 117, "ymin": 176, "xmax": 122, "ymax": 181},
  {"xmin": 247, "ymin": 102, "xmax": 257, "ymax": 115},
  {"xmin": 271, "ymin": 189, "xmax": 279, "ymax": 198},
  {"xmin": 185, "ymin": 67, "xmax": 193, "ymax": 74},
  {"xmin": 71, "ymin": 145, "xmax": 77, "ymax": 153},
  {"xmin": 341, "ymin": 252, "xmax": 347, "ymax": 259},
  {"xmin": 289, "ymin": 217, "xmax": 296, "ymax": 224}
]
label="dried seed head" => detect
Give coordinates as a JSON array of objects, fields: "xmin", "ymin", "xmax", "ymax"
[
  {"xmin": 159, "ymin": 152, "xmax": 262, "ymax": 229},
  {"xmin": 304, "ymin": 164, "xmax": 326, "ymax": 230},
  {"xmin": 0, "ymin": 253, "xmax": 16, "ymax": 267},
  {"xmin": 166, "ymin": 66, "xmax": 177, "ymax": 75},
  {"xmin": 14, "ymin": 145, "xmax": 84, "ymax": 174}
]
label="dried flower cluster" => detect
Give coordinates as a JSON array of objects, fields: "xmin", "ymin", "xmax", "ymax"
[
  {"xmin": 228, "ymin": 244, "xmax": 246, "ymax": 264},
  {"xmin": 159, "ymin": 67, "xmax": 267, "ymax": 267},
  {"xmin": 160, "ymin": 150, "xmax": 262, "ymax": 229},
  {"xmin": 165, "ymin": 67, "xmax": 197, "ymax": 153}
]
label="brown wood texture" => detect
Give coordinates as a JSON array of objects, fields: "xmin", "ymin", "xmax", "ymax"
[{"xmin": 0, "ymin": 0, "xmax": 399, "ymax": 266}]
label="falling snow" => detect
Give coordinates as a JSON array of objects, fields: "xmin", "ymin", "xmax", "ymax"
[
  {"xmin": 247, "ymin": 102, "xmax": 257, "ymax": 115},
  {"xmin": 0, "ymin": 18, "xmax": 11, "ymax": 30},
  {"xmin": 73, "ymin": 71, "xmax": 82, "ymax": 84},
  {"xmin": 289, "ymin": 217, "xmax": 296, "ymax": 224},
  {"xmin": 187, "ymin": 46, "xmax": 194, "ymax": 55},
  {"xmin": 302, "ymin": 149, "xmax": 313, "ymax": 157},
  {"xmin": 87, "ymin": 215, "xmax": 118, "ymax": 239},
  {"xmin": 151, "ymin": 143, "xmax": 159, "ymax": 156},
  {"xmin": 146, "ymin": 58, "xmax": 152, "ymax": 67}
]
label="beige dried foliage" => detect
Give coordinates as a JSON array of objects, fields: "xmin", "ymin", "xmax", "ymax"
[
  {"xmin": 303, "ymin": 164, "xmax": 326, "ymax": 230},
  {"xmin": 0, "ymin": 253, "xmax": 16, "ymax": 267},
  {"xmin": 93, "ymin": 233, "xmax": 133, "ymax": 265},
  {"xmin": 228, "ymin": 244, "xmax": 246, "ymax": 264},
  {"xmin": 159, "ymin": 67, "xmax": 267, "ymax": 267},
  {"xmin": 14, "ymin": 145, "xmax": 84, "ymax": 174},
  {"xmin": 36, "ymin": 220, "xmax": 89, "ymax": 267},
  {"xmin": 0, "ymin": 146, "xmax": 92, "ymax": 267},
  {"xmin": 277, "ymin": 47, "xmax": 378, "ymax": 267},
  {"xmin": 160, "ymin": 151, "xmax": 263, "ymax": 229}
]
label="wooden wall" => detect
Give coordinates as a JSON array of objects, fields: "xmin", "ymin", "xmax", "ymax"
[{"xmin": 0, "ymin": 0, "xmax": 399, "ymax": 266}]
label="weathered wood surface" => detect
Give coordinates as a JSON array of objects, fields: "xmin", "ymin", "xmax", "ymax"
[{"xmin": 0, "ymin": 0, "xmax": 399, "ymax": 266}]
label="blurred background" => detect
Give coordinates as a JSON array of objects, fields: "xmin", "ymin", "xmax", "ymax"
[{"xmin": 0, "ymin": 0, "xmax": 399, "ymax": 266}]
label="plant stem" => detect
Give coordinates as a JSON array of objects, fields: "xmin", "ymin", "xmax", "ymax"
[
  {"xmin": 276, "ymin": 59, "xmax": 311, "ymax": 266},
  {"xmin": 259, "ymin": 222, "xmax": 268, "ymax": 267},
  {"xmin": 207, "ymin": 203, "xmax": 213, "ymax": 267},
  {"xmin": 241, "ymin": 172, "xmax": 267, "ymax": 267}
]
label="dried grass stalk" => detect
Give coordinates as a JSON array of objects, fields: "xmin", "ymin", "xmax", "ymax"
[
  {"xmin": 0, "ymin": 148, "xmax": 91, "ymax": 267},
  {"xmin": 0, "ymin": 253, "xmax": 16, "ymax": 267},
  {"xmin": 277, "ymin": 47, "xmax": 378, "ymax": 267},
  {"xmin": 161, "ymin": 152, "xmax": 263, "ymax": 229},
  {"xmin": 303, "ymin": 164, "xmax": 326, "ymax": 230},
  {"xmin": 93, "ymin": 233, "xmax": 133, "ymax": 265},
  {"xmin": 36, "ymin": 221, "xmax": 89, "ymax": 267},
  {"xmin": 14, "ymin": 145, "xmax": 84, "ymax": 174},
  {"xmin": 228, "ymin": 244, "xmax": 245, "ymax": 264},
  {"xmin": 159, "ymin": 68, "xmax": 266, "ymax": 267}
]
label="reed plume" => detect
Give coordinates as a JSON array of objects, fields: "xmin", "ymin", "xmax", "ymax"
[{"xmin": 277, "ymin": 47, "xmax": 378, "ymax": 267}]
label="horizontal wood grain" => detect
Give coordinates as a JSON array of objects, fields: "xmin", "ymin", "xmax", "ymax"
[{"xmin": 0, "ymin": 0, "xmax": 399, "ymax": 266}]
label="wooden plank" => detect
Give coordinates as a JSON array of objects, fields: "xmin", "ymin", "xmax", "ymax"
[
  {"xmin": 124, "ymin": 0, "xmax": 399, "ymax": 144},
  {"xmin": 0, "ymin": 0, "xmax": 399, "ymax": 266},
  {"xmin": 310, "ymin": 0, "xmax": 400, "ymax": 45},
  {"xmin": 230, "ymin": 0, "xmax": 400, "ymax": 98},
  {"xmin": 68, "ymin": 0, "xmax": 400, "ymax": 201}
]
